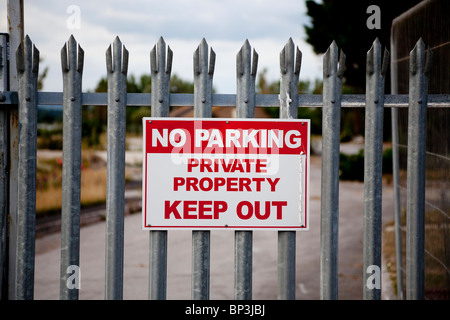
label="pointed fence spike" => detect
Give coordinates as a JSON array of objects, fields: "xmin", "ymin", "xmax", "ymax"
[
  {"xmin": 366, "ymin": 38, "xmax": 389, "ymax": 77},
  {"xmin": 410, "ymin": 48, "xmax": 417, "ymax": 76},
  {"xmin": 113, "ymin": 37, "xmax": 122, "ymax": 73},
  {"xmin": 338, "ymin": 49, "xmax": 346, "ymax": 79},
  {"xmin": 280, "ymin": 46, "xmax": 286, "ymax": 75},
  {"xmin": 236, "ymin": 40, "xmax": 257, "ymax": 118},
  {"xmin": 60, "ymin": 35, "xmax": 83, "ymax": 75},
  {"xmin": 68, "ymin": 36, "xmax": 76, "ymax": 70},
  {"xmin": 158, "ymin": 36, "xmax": 165, "ymax": 48},
  {"xmin": 122, "ymin": 46, "xmax": 129, "ymax": 74},
  {"xmin": 373, "ymin": 37, "xmax": 381, "ymax": 48},
  {"xmin": 424, "ymin": 47, "xmax": 433, "ymax": 77},
  {"xmin": 295, "ymin": 47, "xmax": 302, "ymax": 76},
  {"xmin": 106, "ymin": 44, "xmax": 113, "ymax": 74},
  {"xmin": 150, "ymin": 37, "xmax": 172, "ymax": 117},
  {"xmin": 67, "ymin": 36, "xmax": 77, "ymax": 68},
  {"xmin": 323, "ymin": 41, "xmax": 338, "ymax": 78},
  {"xmin": 32, "ymin": 45, "xmax": 39, "ymax": 74},
  {"xmin": 370, "ymin": 38, "xmax": 382, "ymax": 74},
  {"xmin": 417, "ymin": 37, "xmax": 425, "ymax": 49},
  {"xmin": 367, "ymin": 43, "xmax": 376, "ymax": 76},
  {"xmin": 251, "ymin": 49, "xmax": 258, "ymax": 77},
  {"xmin": 193, "ymin": 38, "xmax": 214, "ymax": 117},
  {"xmin": 323, "ymin": 46, "xmax": 331, "ymax": 78},
  {"xmin": 279, "ymin": 38, "xmax": 300, "ymax": 119},
  {"xmin": 157, "ymin": 38, "xmax": 166, "ymax": 74},
  {"xmin": 113, "ymin": 37, "xmax": 122, "ymax": 75},
  {"xmin": 61, "ymin": 43, "xmax": 68, "ymax": 73},
  {"xmin": 407, "ymin": 38, "xmax": 432, "ymax": 78},
  {"xmin": 24, "ymin": 36, "xmax": 33, "ymax": 69},
  {"xmin": 198, "ymin": 39, "xmax": 208, "ymax": 74},
  {"xmin": 154, "ymin": 37, "xmax": 173, "ymax": 75},
  {"xmin": 237, "ymin": 46, "xmax": 244, "ymax": 76},
  {"xmin": 68, "ymin": 34, "xmax": 76, "ymax": 44},
  {"xmin": 166, "ymin": 46, "xmax": 173, "ymax": 75},
  {"xmin": 24, "ymin": 35, "xmax": 32, "ymax": 49},
  {"xmin": 287, "ymin": 37, "xmax": 294, "ymax": 49},
  {"xmin": 150, "ymin": 45, "xmax": 157, "ymax": 74},
  {"xmin": 381, "ymin": 48, "xmax": 390, "ymax": 77},
  {"xmin": 16, "ymin": 42, "xmax": 24, "ymax": 73},
  {"xmin": 409, "ymin": 39, "xmax": 425, "ymax": 76},
  {"xmin": 68, "ymin": 34, "xmax": 76, "ymax": 45},
  {"xmin": 209, "ymin": 48, "xmax": 216, "ymax": 76},
  {"xmin": 283, "ymin": 38, "xmax": 294, "ymax": 73},
  {"xmin": 16, "ymin": 35, "xmax": 32, "ymax": 76},
  {"xmin": 194, "ymin": 46, "xmax": 200, "ymax": 75},
  {"xmin": 77, "ymin": 45, "xmax": 84, "ymax": 74},
  {"xmin": 237, "ymin": 40, "xmax": 257, "ymax": 80}
]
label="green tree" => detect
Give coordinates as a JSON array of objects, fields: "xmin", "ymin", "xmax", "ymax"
[
  {"xmin": 257, "ymin": 69, "xmax": 323, "ymax": 134},
  {"xmin": 304, "ymin": 0, "xmax": 422, "ymax": 91},
  {"xmin": 37, "ymin": 57, "xmax": 48, "ymax": 91},
  {"xmin": 304, "ymin": 0, "xmax": 422, "ymax": 141},
  {"xmin": 88, "ymin": 73, "xmax": 196, "ymax": 137}
]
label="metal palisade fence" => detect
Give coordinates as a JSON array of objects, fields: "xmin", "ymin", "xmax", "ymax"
[{"xmin": 0, "ymin": 17, "xmax": 449, "ymax": 301}]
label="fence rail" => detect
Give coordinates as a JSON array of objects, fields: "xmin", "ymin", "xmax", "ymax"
[
  {"xmin": 2, "ymin": 91, "xmax": 450, "ymax": 108},
  {"xmin": 0, "ymin": 30, "xmax": 448, "ymax": 300}
]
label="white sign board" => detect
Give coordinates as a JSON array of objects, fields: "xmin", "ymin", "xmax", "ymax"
[{"xmin": 142, "ymin": 118, "xmax": 310, "ymax": 230}]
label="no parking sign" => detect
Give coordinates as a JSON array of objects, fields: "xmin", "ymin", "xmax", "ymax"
[{"xmin": 142, "ymin": 118, "xmax": 310, "ymax": 230}]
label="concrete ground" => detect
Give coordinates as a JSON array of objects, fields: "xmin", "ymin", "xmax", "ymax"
[{"xmin": 34, "ymin": 155, "xmax": 396, "ymax": 300}]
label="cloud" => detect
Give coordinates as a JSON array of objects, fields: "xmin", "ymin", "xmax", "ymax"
[
  {"xmin": 1, "ymin": 0, "xmax": 322, "ymax": 93},
  {"xmin": 77, "ymin": 0, "xmax": 309, "ymax": 41}
]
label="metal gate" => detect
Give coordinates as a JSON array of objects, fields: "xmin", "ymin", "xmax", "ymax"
[{"xmin": 1, "ymin": 2, "xmax": 449, "ymax": 301}]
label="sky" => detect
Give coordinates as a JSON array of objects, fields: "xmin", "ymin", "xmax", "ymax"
[{"xmin": 0, "ymin": 0, "xmax": 323, "ymax": 93}]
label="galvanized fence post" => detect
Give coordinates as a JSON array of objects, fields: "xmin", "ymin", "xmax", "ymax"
[
  {"xmin": 389, "ymin": 31, "xmax": 404, "ymax": 300},
  {"xmin": 105, "ymin": 37, "xmax": 128, "ymax": 300},
  {"xmin": 406, "ymin": 38, "xmax": 432, "ymax": 300},
  {"xmin": 320, "ymin": 41, "xmax": 344, "ymax": 300},
  {"xmin": 0, "ymin": 33, "xmax": 9, "ymax": 300},
  {"xmin": 278, "ymin": 38, "xmax": 300, "ymax": 300},
  {"xmin": 7, "ymin": 0, "xmax": 24, "ymax": 300},
  {"xmin": 235, "ymin": 40, "xmax": 257, "ymax": 300},
  {"xmin": 149, "ymin": 37, "xmax": 172, "ymax": 300},
  {"xmin": 15, "ymin": 35, "xmax": 39, "ymax": 300},
  {"xmin": 363, "ymin": 38, "xmax": 389, "ymax": 300},
  {"xmin": 59, "ymin": 35, "xmax": 84, "ymax": 300},
  {"xmin": 192, "ymin": 38, "xmax": 215, "ymax": 300}
]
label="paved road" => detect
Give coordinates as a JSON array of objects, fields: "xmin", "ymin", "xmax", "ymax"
[{"xmin": 34, "ymin": 155, "xmax": 395, "ymax": 300}]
